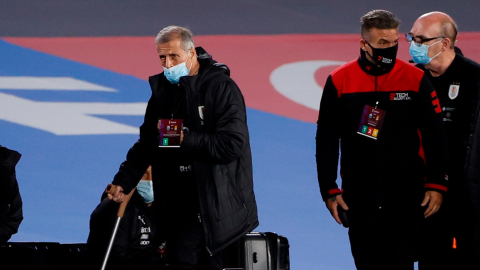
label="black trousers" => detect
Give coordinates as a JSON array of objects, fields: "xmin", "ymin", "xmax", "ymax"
[
  {"xmin": 417, "ymin": 196, "xmax": 480, "ymax": 270},
  {"xmin": 164, "ymin": 213, "xmax": 223, "ymax": 270},
  {"xmin": 348, "ymin": 206, "xmax": 424, "ymax": 270}
]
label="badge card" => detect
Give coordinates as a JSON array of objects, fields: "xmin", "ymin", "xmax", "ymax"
[
  {"xmin": 357, "ymin": 105, "xmax": 386, "ymax": 140},
  {"xmin": 158, "ymin": 119, "xmax": 183, "ymax": 147}
]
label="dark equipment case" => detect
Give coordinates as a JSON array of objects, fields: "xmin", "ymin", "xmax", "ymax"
[{"xmin": 223, "ymin": 232, "xmax": 290, "ymax": 270}]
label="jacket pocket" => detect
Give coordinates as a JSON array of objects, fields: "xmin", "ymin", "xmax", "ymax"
[{"xmin": 212, "ymin": 163, "xmax": 245, "ymax": 221}]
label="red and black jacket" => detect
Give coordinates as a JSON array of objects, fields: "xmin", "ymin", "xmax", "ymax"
[{"xmin": 315, "ymin": 54, "xmax": 448, "ymax": 209}]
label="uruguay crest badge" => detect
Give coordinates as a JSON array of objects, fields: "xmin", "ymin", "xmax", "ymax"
[{"xmin": 448, "ymin": 84, "xmax": 460, "ymax": 100}]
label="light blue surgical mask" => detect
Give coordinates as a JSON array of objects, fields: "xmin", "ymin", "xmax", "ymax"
[
  {"xmin": 164, "ymin": 52, "xmax": 193, "ymax": 84},
  {"xmin": 409, "ymin": 39, "xmax": 443, "ymax": 65},
  {"xmin": 137, "ymin": 180, "xmax": 154, "ymax": 203}
]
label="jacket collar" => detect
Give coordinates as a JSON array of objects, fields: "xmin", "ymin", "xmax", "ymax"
[
  {"xmin": 435, "ymin": 53, "xmax": 462, "ymax": 78},
  {"xmin": 416, "ymin": 53, "xmax": 462, "ymax": 79}
]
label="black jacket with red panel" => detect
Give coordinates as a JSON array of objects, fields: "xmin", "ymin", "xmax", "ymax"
[{"xmin": 315, "ymin": 53, "xmax": 448, "ymax": 211}]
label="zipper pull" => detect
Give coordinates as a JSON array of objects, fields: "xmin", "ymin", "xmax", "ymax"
[
  {"xmin": 171, "ymin": 113, "xmax": 174, "ymax": 120},
  {"xmin": 198, "ymin": 213, "xmax": 202, "ymax": 223},
  {"xmin": 374, "ymin": 101, "xmax": 379, "ymax": 109}
]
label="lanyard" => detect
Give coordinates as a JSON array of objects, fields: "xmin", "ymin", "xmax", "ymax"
[{"xmin": 374, "ymin": 75, "xmax": 379, "ymax": 109}]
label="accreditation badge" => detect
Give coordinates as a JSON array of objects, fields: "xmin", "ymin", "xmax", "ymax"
[
  {"xmin": 448, "ymin": 84, "xmax": 460, "ymax": 100},
  {"xmin": 158, "ymin": 119, "xmax": 183, "ymax": 147},
  {"xmin": 357, "ymin": 105, "xmax": 386, "ymax": 140}
]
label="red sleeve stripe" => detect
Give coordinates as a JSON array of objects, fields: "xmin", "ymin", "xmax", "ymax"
[
  {"xmin": 425, "ymin": 183, "xmax": 447, "ymax": 192},
  {"xmin": 328, "ymin": 188, "xmax": 342, "ymax": 195},
  {"xmin": 431, "ymin": 90, "xmax": 442, "ymax": 113}
]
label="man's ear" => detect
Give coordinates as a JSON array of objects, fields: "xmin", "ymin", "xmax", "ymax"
[
  {"xmin": 360, "ymin": 39, "xmax": 367, "ymax": 51},
  {"xmin": 442, "ymin": 38, "xmax": 451, "ymax": 51},
  {"xmin": 190, "ymin": 48, "xmax": 196, "ymax": 58}
]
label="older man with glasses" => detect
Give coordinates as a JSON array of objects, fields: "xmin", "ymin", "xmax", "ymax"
[{"xmin": 408, "ymin": 11, "xmax": 480, "ymax": 270}]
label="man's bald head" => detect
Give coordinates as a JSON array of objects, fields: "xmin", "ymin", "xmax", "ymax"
[{"xmin": 416, "ymin": 12, "xmax": 457, "ymax": 48}]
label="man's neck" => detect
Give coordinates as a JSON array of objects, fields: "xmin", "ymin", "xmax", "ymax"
[
  {"xmin": 188, "ymin": 59, "xmax": 201, "ymax": 76},
  {"xmin": 426, "ymin": 50, "xmax": 456, "ymax": 77}
]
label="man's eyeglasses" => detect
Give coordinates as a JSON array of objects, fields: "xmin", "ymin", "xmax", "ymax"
[{"xmin": 405, "ymin": 33, "xmax": 443, "ymax": 46}]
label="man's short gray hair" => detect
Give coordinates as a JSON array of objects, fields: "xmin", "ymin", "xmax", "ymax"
[{"xmin": 155, "ymin": 26, "xmax": 195, "ymax": 51}]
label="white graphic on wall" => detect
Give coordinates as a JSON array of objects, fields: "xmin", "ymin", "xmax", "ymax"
[
  {"xmin": 0, "ymin": 77, "xmax": 117, "ymax": 91},
  {"xmin": 0, "ymin": 77, "xmax": 146, "ymax": 135},
  {"xmin": 270, "ymin": 60, "xmax": 345, "ymax": 110}
]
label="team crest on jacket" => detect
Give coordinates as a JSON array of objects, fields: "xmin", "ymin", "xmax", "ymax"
[{"xmin": 448, "ymin": 84, "xmax": 460, "ymax": 100}]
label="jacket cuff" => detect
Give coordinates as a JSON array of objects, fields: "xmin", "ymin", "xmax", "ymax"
[
  {"xmin": 322, "ymin": 188, "xmax": 342, "ymax": 201},
  {"xmin": 112, "ymin": 176, "xmax": 135, "ymax": 195},
  {"xmin": 425, "ymin": 183, "xmax": 447, "ymax": 194},
  {"xmin": 180, "ymin": 132, "xmax": 194, "ymax": 153}
]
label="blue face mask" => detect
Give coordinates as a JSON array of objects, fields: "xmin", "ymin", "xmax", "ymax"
[
  {"xmin": 137, "ymin": 180, "xmax": 154, "ymax": 204},
  {"xmin": 409, "ymin": 39, "xmax": 443, "ymax": 65},
  {"xmin": 164, "ymin": 52, "xmax": 192, "ymax": 84}
]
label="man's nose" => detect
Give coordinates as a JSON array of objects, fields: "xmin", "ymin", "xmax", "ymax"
[{"xmin": 165, "ymin": 58, "xmax": 174, "ymax": 68}]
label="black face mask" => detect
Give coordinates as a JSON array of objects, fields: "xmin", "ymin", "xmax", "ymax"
[{"xmin": 364, "ymin": 41, "xmax": 398, "ymax": 70}]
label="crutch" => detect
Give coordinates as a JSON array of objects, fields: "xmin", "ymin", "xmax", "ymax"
[{"xmin": 101, "ymin": 184, "xmax": 136, "ymax": 270}]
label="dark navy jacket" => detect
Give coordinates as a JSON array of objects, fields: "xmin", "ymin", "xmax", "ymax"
[
  {"xmin": 0, "ymin": 146, "xmax": 23, "ymax": 246},
  {"xmin": 112, "ymin": 47, "xmax": 258, "ymax": 255},
  {"xmin": 85, "ymin": 192, "xmax": 162, "ymax": 270},
  {"xmin": 418, "ymin": 54, "xmax": 480, "ymax": 225}
]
